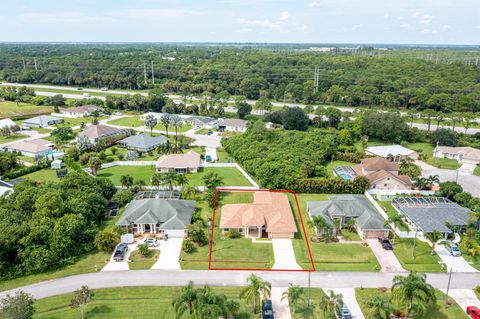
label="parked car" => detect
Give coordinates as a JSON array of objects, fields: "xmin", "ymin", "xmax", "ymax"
[
  {"xmin": 207, "ymin": 131, "xmax": 213, "ymax": 135},
  {"xmin": 101, "ymin": 87, "xmax": 109, "ymax": 91},
  {"xmin": 144, "ymin": 238, "xmax": 159, "ymax": 247},
  {"xmin": 467, "ymin": 306, "xmax": 480, "ymax": 319},
  {"xmin": 83, "ymin": 92, "xmax": 91, "ymax": 97},
  {"xmin": 113, "ymin": 243, "xmax": 128, "ymax": 261},
  {"xmin": 378, "ymin": 237, "xmax": 393, "ymax": 250},
  {"xmin": 262, "ymin": 299, "xmax": 274, "ymax": 319},
  {"xmin": 341, "ymin": 304, "xmax": 352, "ymax": 319},
  {"xmin": 445, "ymin": 240, "xmax": 462, "ymax": 257}
]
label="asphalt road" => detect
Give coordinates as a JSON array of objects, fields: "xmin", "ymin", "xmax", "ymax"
[{"xmin": 1, "ymin": 270, "xmax": 479, "ymax": 299}]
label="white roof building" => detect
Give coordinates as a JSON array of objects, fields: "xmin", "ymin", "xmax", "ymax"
[
  {"xmin": 365, "ymin": 145, "xmax": 418, "ymax": 162},
  {"xmin": 0, "ymin": 119, "xmax": 16, "ymax": 129}
]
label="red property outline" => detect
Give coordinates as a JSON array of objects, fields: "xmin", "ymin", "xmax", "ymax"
[{"xmin": 208, "ymin": 188, "xmax": 315, "ymax": 272}]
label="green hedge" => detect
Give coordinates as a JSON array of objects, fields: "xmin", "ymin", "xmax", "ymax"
[
  {"xmin": 292, "ymin": 176, "xmax": 369, "ymax": 194},
  {"xmin": 3, "ymin": 162, "xmax": 50, "ymax": 180}
]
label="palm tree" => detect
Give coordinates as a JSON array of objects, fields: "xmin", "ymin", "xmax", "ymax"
[
  {"xmin": 145, "ymin": 114, "xmax": 158, "ymax": 136},
  {"xmin": 163, "ymin": 171, "xmax": 178, "ymax": 191},
  {"xmin": 309, "ymin": 215, "xmax": 333, "ymax": 240},
  {"xmin": 385, "ymin": 215, "xmax": 403, "ymax": 244},
  {"xmin": 150, "ymin": 173, "xmax": 162, "ymax": 190},
  {"xmin": 171, "ymin": 115, "xmax": 183, "ymax": 153},
  {"xmin": 366, "ymin": 295, "xmax": 392, "ymax": 319},
  {"xmin": 319, "ymin": 290, "xmax": 343, "ymax": 318},
  {"xmin": 391, "ymin": 272, "xmax": 436, "ymax": 317},
  {"xmin": 160, "ymin": 113, "xmax": 171, "ymax": 137},
  {"xmin": 88, "ymin": 157, "xmax": 102, "ymax": 176},
  {"xmin": 281, "ymin": 284, "xmax": 305, "ymax": 314},
  {"xmin": 239, "ymin": 274, "xmax": 271, "ymax": 313},
  {"xmin": 176, "ymin": 173, "xmax": 189, "ymax": 189},
  {"xmin": 296, "ymin": 301, "xmax": 316, "ymax": 319},
  {"xmin": 172, "ymin": 281, "xmax": 197, "ymax": 318},
  {"xmin": 120, "ymin": 174, "xmax": 134, "ymax": 189}
]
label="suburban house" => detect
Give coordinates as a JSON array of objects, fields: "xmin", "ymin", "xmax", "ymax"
[
  {"xmin": 116, "ymin": 198, "xmax": 196, "ymax": 237},
  {"xmin": 117, "ymin": 133, "xmax": 167, "ymax": 152},
  {"xmin": 0, "ymin": 118, "xmax": 16, "ymax": 130},
  {"xmin": 185, "ymin": 116, "xmax": 218, "ymax": 130},
  {"xmin": 156, "ymin": 150, "xmax": 201, "ymax": 173},
  {"xmin": 22, "ymin": 115, "xmax": 64, "ymax": 128},
  {"xmin": 392, "ymin": 197, "xmax": 471, "ymax": 237},
  {"xmin": 140, "ymin": 112, "xmax": 163, "ymax": 121},
  {"xmin": 365, "ymin": 145, "xmax": 418, "ymax": 162},
  {"xmin": 6, "ymin": 139, "xmax": 54, "ymax": 157},
  {"xmin": 77, "ymin": 124, "xmax": 130, "ymax": 144},
  {"xmin": 61, "ymin": 105, "xmax": 99, "ymax": 118},
  {"xmin": 219, "ymin": 191, "xmax": 297, "ymax": 239},
  {"xmin": 307, "ymin": 195, "xmax": 389, "ymax": 239},
  {"xmin": 354, "ymin": 157, "xmax": 413, "ymax": 190},
  {"xmin": 218, "ymin": 119, "xmax": 248, "ymax": 132},
  {"xmin": 433, "ymin": 146, "xmax": 480, "ymax": 165}
]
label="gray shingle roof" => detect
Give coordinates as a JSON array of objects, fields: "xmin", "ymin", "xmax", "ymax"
[
  {"xmin": 118, "ymin": 133, "xmax": 167, "ymax": 151},
  {"xmin": 308, "ymin": 195, "xmax": 388, "ymax": 231},
  {"xmin": 116, "ymin": 199, "xmax": 196, "ymax": 230},
  {"xmin": 23, "ymin": 115, "xmax": 63, "ymax": 127}
]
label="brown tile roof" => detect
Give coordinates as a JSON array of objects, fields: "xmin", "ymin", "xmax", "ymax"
[
  {"xmin": 79, "ymin": 124, "xmax": 124, "ymax": 139},
  {"xmin": 360, "ymin": 157, "xmax": 399, "ymax": 172},
  {"xmin": 155, "ymin": 150, "xmax": 201, "ymax": 169},
  {"xmin": 365, "ymin": 169, "xmax": 412, "ymax": 186},
  {"xmin": 435, "ymin": 146, "xmax": 480, "ymax": 162},
  {"xmin": 63, "ymin": 105, "xmax": 99, "ymax": 114},
  {"xmin": 8, "ymin": 139, "xmax": 52, "ymax": 153},
  {"xmin": 220, "ymin": 192, "xmax": 297, "ymax": 233}
]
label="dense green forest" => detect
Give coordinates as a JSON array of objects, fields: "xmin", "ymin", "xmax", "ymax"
[{"xmin": 1, "ymin": 44, "xmax": 479, "ymax": 112}]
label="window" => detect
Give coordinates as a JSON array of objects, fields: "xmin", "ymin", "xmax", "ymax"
[
  {"xmin": 224, "ymin": 228, "xmax": 229, "ymax": 231},
  {"xmin": 384, "ymin": 184, "xmax": 388, "ymax": 187},
  {"xmin": 387, "ymin": 177, "xmax": 390, "ymax": 181},
  {"xmin": 238, "ymin": 228, "xmax": 243, "ymax": 232}
]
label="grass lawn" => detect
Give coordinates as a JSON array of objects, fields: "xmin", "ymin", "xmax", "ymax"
[
  {"xmin": 291, "ymin": 288, "xmax": 328, "ymax": 319},
  {"xmin": 377, "ymin": 200, "xmax": 409, "ymax": 231},
  {"xmin": 290, "ymin": 193, "xmax": 380, "ymax": 271},
  {"xmin": 326, "ymin": 160, "xmax": 357, "ymax": 177},
  {"xmin": 18, "ymin": 155, "xmax": 35, "ymax": 164},
  {"xmin": 128, "ymin": 249, "xmax": 159, "ymax": 270},
  {"xmin": 107, "ymin": 116, "xmax": 144, "ymax": 128},
  {"xmin": 0, "ymin": 252, "xmax": 110, "ymax": 292},
  {"xmin": 195, "ymin": 128, "xmax": 210, "ymax": 135},
  {"xmin": 33, "ymin": 286, "xmax": 257, "ymax": 319},
  {"xmin": 96, "ymin": 166, "xmax": 252, "ymax": 187},
  {"xmin": 217, "ymin": 148, "xmax": 233, "ymax": 162},
  {"xmin": 22, "ymin": 169, "xmax": 61, "ymax": 183},
  {"xmin": 154, "ymin": 123, "xmax": 192, "ymax": 133},
  {"xmin": 404, "ymin": 142, "xmax": 461, "ymax": 169},
  {"xmin": 339, "ymin": 229, "xmax": 362, "ymax": 241},
  {"xmin": 0, "ymin": 101, "xmax": 52, "ymax": 118},
  {"xmin": 392, "ymin": 238, "xmax": 444, "ymax": 272},
  {"xmin": 29, "ymin": 127, "xmax": 52, "ymax": 134},
  {"xmin": 474, "ymin": 165, "xmax": 480, "ymax": 176},
  {"xmin": 54, "ymin": 116, "xmax": 108, "ymax": 128},
  {"xmin": 356, "ymin": 288, "xmax": 467, "ymax": 319},
  {"xmin": 0, "ymin": 133, "xmax": 28, "ymax": 144}
]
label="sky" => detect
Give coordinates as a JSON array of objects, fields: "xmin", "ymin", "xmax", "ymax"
[{"xmin": 0, "ymin": 0, "xmax": 479, "ymax": 44}]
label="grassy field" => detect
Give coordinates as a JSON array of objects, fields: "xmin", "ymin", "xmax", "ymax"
[
  {"xmin": 0, "ymin": 133, "xmax": 28, "ymax": 144},
  {"xmin": 55, "ymin": 116, "xmax": 109, "ymax": 128},
  {"xmin": 22, "ymin": 169, "xmax": 61, "ymax": 183},
  {"xmin": 290, "ymin": 193, "xmax": 380, "ymax": 271},
  {"xmin": 128, "ymin": 250, "xmax": 159, "ymax": 270},
  {"xmin": 107, "ymin": 116, "xmax": 144, "ymax": 127},
  {"xmin": 0, "ymin": 101, "xmax": 52, "ymax": 118},
  {"xmin": 33, "ymin": 286, "xmax": 257, "ymax": 319},
  {"xmin": 355, "ymin": 288, "xmax": 467, "ymax": 319},
  {"xmin": 154, "ymin": 122, "xmax": 192, "ymax": 133},
  {"xmin": 377, "ymin": 200, "xmax": 409, "ymax": 231},
  {"xmin": 96, "ymin": 166, "xmax": 252, "ymax": 187},
  {"xmin": 392, "ymin": 238, "xmax": 444, "ymax": 272},
  {"xmin": 474, "ymin": 165, "xmax": 480, "ymax": 176},
  {"xmin": 0, "ymin": 252, "xmax": 110, "ymax": 292}
]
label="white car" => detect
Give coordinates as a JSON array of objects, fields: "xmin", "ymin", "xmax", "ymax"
[
  {"xmin": 144, "ymin": 238, "xmax": 159, "ymax": 247},
  {"xmin": 83, "ymin": 92, "xmax": 91, "ymax": 97}
]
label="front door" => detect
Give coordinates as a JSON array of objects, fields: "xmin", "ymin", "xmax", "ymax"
[{"xmin": 144, "ymin": 224, "xmax": 151, "ymax": 233}]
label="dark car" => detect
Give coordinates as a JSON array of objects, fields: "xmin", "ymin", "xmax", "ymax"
[
  {"xmin": 467, "ymin": 306, "xmax": 480, "ymax": 319},
  {"xmin": 378, "ymin": 237, "xmax": 393, "ymax": 250},
  {"xmin": 341, "ymin": 304, "xmax": 352, "ymax": 319},
  {"xmin": 262, "ymin": 299, "xmax": 274, "ymax": 319},
  {"xmin": 113, "ymin": 243, "xmax": 128, "ymax": 262}
]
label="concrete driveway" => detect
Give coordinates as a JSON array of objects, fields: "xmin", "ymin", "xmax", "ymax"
[
  {"xmin": 440, "ymin": 289, "xmax": 480, "ymax": 314},
  {"xmin": 366, "ymin": 239, "xmax": 406, "ymax": 272},
  {"xmin": 151, "ymin": 238, "xmax": 183, "ymax": 270},
  {"xmin": 184, "ymin": 129, "xmax": 222, "ymax": 148},
  {"xmin": 101, "ymin": 243, "xmax": 138, "ymax": 272},
  {"xmin": 323, "ymin": 288, "xmax": 365, "ymax": 319},
  {"xmin": 434, "ymin": 243, "xmax": 478, "ymax": 272},
  {"xmin": 270, "ymin": 287, "xmax": 292, "ymax": 319},
  {"xmin": 272, "ymin": 239, "xmax": 302, "ymax": 270}
]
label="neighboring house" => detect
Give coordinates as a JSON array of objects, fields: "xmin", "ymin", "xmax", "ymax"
[
  {"xmin": 61, "ymin": 105, "xmax": 99, "ymax": 118},
  {"xmin": 307, "ymin": 195, "xmax": 389, "ymax": 239},
  {"xmin": 185, "ymin": 116, "xmax": 218, "ymax": 130},
  {"xmin": 6, "ymin": 138, "xmax": 54, "ymax": 157},
  {"xmin": 77, "ymin": 124, "xmax": 130, "ymax": 144},
  {"xmin": 218, "ymin": 119, "xmax": 248, "ymax": 132},
  {"xmin": 219, "ymin": 192, "xmax": 297, "ymax": 239},
  {"xmin": 156, "ymin": 150, "xmax": 201, "ymax": 173},
  {"xmin": 0, "ymin": 118, "xmax": 16, "ymax": 130},
  {"xmin": 140, "ymin": 112, "xmax": 163, "ymax": 121},
  {"xmin": 116, "ymin": 198, "xmax": 196, "ymax": 237},
  {"xmin": 23, "ymin": 115, "xmax": 64, "ymax": 128},
  {"xmin": 365, "ymin": 145, "xmax": 418, "ymax": 162},
  {"xmin": 117, "ymin": 133, "xmax": 167, "ymax": 152},
  {"xmin": 392, "ymin": 197, "xmax": 471, "ymax": 237},
  {"xmin": 353, "ymin": 157, "xmax": 412, "ymax": 190},
  {"xmin": 433, "ymin": 146, "xmax": 480, "ymax": 165}
]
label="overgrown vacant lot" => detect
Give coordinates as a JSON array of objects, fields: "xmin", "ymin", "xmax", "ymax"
[
  {"xmin": 33, "ymin": 286, "xmax": 255, "ymax": 319},
  {"xmin": 96, "ymin": 166, "xmax": 253, "ymax": 187},
  {"xmin": 355, "ymin": 288, "xmax": 467, "ymax": 319},
  {"xmin": 0, "ymin": 101, "xmax": 52, "ymax": 117},
  {"xmin": 290, "ymin": 193, "xmax": 380, "ymax": 271}
]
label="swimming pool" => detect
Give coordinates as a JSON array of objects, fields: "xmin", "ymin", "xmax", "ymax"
[
  {"xmin": 339, "ymin": 173, "xmax": 353, "ymax": 181},
  {"xmin": 44, "ymin": 151, "xmax": 65, "ymax": 160}
]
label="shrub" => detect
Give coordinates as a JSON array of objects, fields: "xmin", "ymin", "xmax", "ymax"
[
  {"xmin": 125, "ymin": 150, "xmax": 139, "ymax": 161},
  {"xmin": 137, "ymin": 244, "xmax": 149, "ymax": 257},
  {"xmin": 106, "ymin": 157, "xmax": 114, "ymax": 163},
  {"xmin": 334, "ymin": 151, "xmax": 363, "ymax": 163},
  {"xmin": 112, "ymin": 190, "xmax": 134, "ymax": 206},
  {"xmin": 98, "ymin": 151, "xmax": 107, "ymax": 160},
  {"xmin": 226, "ymin": 229, "xmax": 242, "ymax": 239},
  {"xmin": 94, "ymin": 227, "xmax": 120, "ymax": 252},
  {"xmin": 117, "ymin": 153, "xmax": 124, "ymax": 161},
  {"xmin": 182, "ymin": 239, "xmax": 195, "ymax": 254},
  {"xmin": 293, "ymin": 176, "xmax": 369, "ymax": 194}
]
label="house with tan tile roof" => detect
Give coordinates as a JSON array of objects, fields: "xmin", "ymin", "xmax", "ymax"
[
  {"xmin": 6, "ymin": 139, "xmax": 53, "ymax": 157},
  {"xmin": 220, "ymin": 192, "xmax": 297, "ymax": 239},
  {"xmin": 433, "ymin": 146, "xmax": 480, "ymax": 165},
  {"xmin": 61, "ymin": 105, "xmax": 100, "ymax": 118},
  {"xmin": 156, "ymin": 150, "xmax": 201, "ymax": 173},
  {"xmin": 77, "ymin": 124, "xmax": 130, "ymax": 144},
  {"xmin": 353, "ymin": 157, "xmax": 412, "ymax": 190}
]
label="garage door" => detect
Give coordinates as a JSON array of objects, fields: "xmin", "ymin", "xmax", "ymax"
[
  {"xmin": 163, "ymin": 229, "xmax": 186, "ymax": 238},
  {"xmin": 363, "ymin": 230, "xmax": 387, "ymax": 239}
]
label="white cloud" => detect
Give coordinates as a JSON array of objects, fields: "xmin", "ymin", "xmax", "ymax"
[
  {"xmin": 411, "ymin": 11, "xmax": 420, "ymax": 18},
  {"xmin": 419, "ymin": 14, "xmax": 435, "ymax": 25},
  {"xmin": 442, "ymin": 24, "xmax": 453, "ymax": 32},
  {"xmin": 308, "ymin": 1, "xmax": 323, "ymax": 7},
  {"xmin": 351, "ymin": 24, "xmax": 363, "ymax": 31},
  {"xmin": 280, "ymin": 11, "xmax": 291, "ymax": 21},
  {"xmin": 119, "ymin": 8, "xmax": 196, "ymax": 19},
  {"xmin": 400, "ymin": 23, "xmax": 411, "ymax": 29},
  {"xmin": 237, "ymin": 12, "xmax": 309, "ymax": 33},
  {"xmin": 383, "ymin": 13, "xmax": 390, "ymax": 19},
  {"xmin": 421, "ymin": 28, "xmax": 438, "ymax": 34}
]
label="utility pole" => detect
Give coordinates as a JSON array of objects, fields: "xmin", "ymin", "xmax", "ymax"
[
  {"xmin": 34, "ymin": 57, "xmax": 38, "ymax": 73},
  {"xmin": 307, "ymin": 271, "xmax": 311, "ymax": 305},
  {"xmin": 445, "ymin": 268, "xmax": 453, "ymax": 305},
  {"xmin": 22, "ymin": 57, "xmax": 26, "ymax": 70},
  {"xmin": 151, "ymin": 61, "xmax": 155, "ymax": 86},
  {"xmin": 143, "ymin": 62, "xmax": 147, "ymax": 86},
  {"xmin": 412, "ymin": 228, "xmax": 418, "ymax": 259},
  {"xmin": 313, "ymin": 66, "xmax": 319, "ymax": 94}
]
